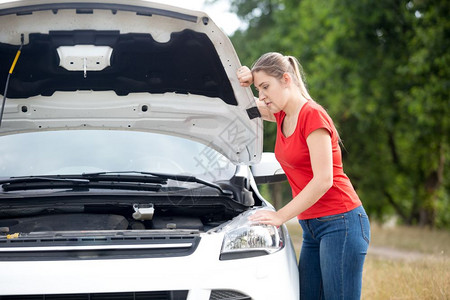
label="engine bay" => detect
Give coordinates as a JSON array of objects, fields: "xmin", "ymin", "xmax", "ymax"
[
  {"xmin": 0, "ymin": 202, "xmax": 224, "ymax": 260},
  {"xmin": 0, "ymin": 197, "xmax": 248, "ymax": 236},
  {"xmin": 0, "ymin": 212, "xmax": 208, "ymax": 234}
]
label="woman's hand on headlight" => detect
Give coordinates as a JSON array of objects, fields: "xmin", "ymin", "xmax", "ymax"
[{"xmin": 248, "ymin": 210, "xmax": 284, "ymax": 227}]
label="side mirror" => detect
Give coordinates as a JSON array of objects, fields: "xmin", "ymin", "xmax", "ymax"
[{"xmin": 251, "ymin": 153, "xmax": 286, "ymax": 184}]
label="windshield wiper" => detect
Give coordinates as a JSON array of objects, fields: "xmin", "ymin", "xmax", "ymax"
[
  {"xmin": 0, "ymin": 172, "xmax": 232, "ymax": 195},
  {"xmin": 0, "ymin": 176, "xmax": 90, "ymax": 192},
  {"xmin": 0, "ymin": 175, "xmax": 162, "ymax": 192},
  {"xmin": 0, "ymin": 176, "xmax": 89, "ymax": 185},
  {"xmin": 82, "ymin": 171, "xmax": 233, "ymax": 196}
]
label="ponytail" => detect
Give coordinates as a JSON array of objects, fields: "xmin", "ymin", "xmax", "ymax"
[{"xmin": 286, "ymin": 55, "xmax": 311, "ymax": 100}]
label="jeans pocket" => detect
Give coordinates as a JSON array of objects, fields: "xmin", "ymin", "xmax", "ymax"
[
  {"xmin": 359, "ymin": 213, "xmax": 370, "ymax": 244},
  {"xmin": 315, "ymin": 213, "xmax": 345, "ymax": 222}
]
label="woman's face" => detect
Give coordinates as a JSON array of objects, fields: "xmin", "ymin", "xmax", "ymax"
[{"xmin": 253, "ymin": 71, "xmax": 289, "ymax": 113}]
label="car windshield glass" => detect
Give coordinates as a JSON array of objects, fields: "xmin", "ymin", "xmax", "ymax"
[{"xmin": 0, "ymin": 130, "xmax": 235, "ymax": 181}]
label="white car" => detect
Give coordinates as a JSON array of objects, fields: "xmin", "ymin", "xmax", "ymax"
[{"xmin": 0, "ymin": 1, "xmax": 299, "ymax": 299}]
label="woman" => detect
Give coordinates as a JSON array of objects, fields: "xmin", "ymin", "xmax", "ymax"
[{"xmin": 237, "ymin": 52, "xmax": 370, "ymax": 300}]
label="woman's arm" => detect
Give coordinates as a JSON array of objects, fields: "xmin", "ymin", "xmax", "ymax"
[
  {"xmin": 249, "ymin": 128, "xmax": 333, "ymax": 226},
  {"xmin": 237, "ymin": 66, "xmax": 276, "ymax": 122}
]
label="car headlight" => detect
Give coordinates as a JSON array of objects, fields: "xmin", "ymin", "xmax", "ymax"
[{"xmin": 219, "ymin": 208, "xmax": 284, "ymax": 260}]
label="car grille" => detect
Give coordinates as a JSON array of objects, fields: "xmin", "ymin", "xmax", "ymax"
[
  {"xmin": 0, "ymin": 291, "xmax": 188, "ymax": 300},
  {"xmin": 209, "ymin": 290, "xmax": 251, "ymax": 300},
  {"xmin": 0, "ymin": 290, "xmax": 251, "ymax": 300},
  {"xmin": 0, "ymin": 232, "xmax": 200, "ymax": 261}
]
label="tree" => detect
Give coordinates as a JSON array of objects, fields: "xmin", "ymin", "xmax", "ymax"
[{"xmin": 393, "ymin": 0, "xmax": 450, "ymax": 227}]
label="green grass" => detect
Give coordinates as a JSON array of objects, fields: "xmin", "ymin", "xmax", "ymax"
[
  {"xmin": 368, "ymin": 222, "xmax": 450, "ymax": 255},
  {"xmin": 285, "ymin": 221, "xmax": 450, "ymax": 299},
  {"xmin": 363, "ymin": 256, "xmax": 449, "ymax": 299}
]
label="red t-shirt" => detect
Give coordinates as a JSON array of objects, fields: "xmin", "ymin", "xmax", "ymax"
[{"xmin": 274, "ymin": 100, "xmax": 361, "ymax": 220}]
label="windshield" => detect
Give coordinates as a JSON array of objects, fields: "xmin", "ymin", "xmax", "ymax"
[{"xmin": 0, "ymin": 130, "xmax": 235, "ymax": 181}]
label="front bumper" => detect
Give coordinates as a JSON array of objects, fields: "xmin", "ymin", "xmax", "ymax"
[{"xmin": 0, "ymin": 231, "xmax": 299, "ymax": 300}]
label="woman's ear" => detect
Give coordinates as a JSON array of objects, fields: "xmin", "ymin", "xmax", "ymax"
[{"xmin": 282, "ymin": 72, "xmax": 291, "ymax": 87}]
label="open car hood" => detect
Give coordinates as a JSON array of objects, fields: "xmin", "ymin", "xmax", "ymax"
[{"xmin": 0, "ymin": 0, "xmax": 262, "ymax": 164}]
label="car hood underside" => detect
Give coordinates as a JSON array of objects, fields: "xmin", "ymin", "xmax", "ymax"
[{"xmin": 0, "ymin": 0, "xmax": 262, "ymax": 164}]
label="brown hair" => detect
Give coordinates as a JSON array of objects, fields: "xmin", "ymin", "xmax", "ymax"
[{"xmin": 251, "ymin": 52, "xmax": 311, "ymax": 100}]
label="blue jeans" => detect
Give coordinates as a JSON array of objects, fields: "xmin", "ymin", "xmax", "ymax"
[{"xmin": 298, "ymin": 205, "xmax": 370, "ymax": 300}]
